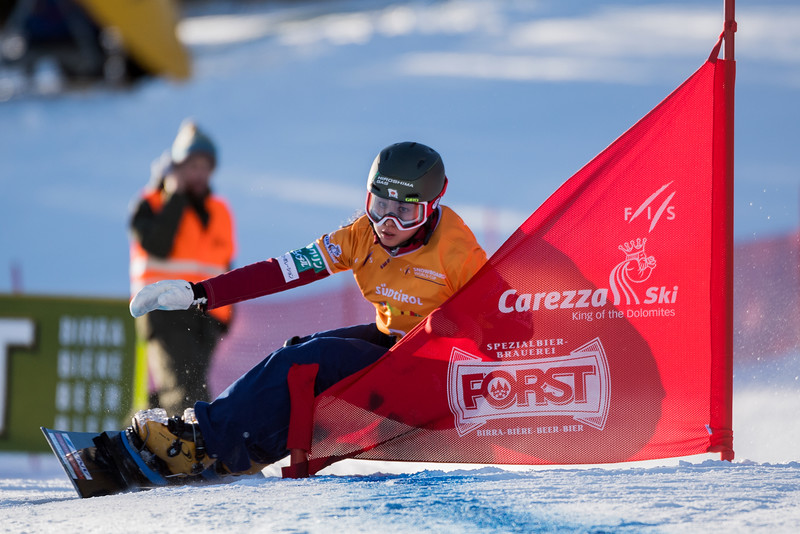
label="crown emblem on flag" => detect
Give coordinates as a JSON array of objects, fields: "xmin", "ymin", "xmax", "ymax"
[{"xmin": 619, "ymin": 238, "xmax": 648, "ymax": 261}]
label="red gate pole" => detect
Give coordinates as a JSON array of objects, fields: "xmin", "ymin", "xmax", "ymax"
[
  {"xmin": 724, "ymin": 0, "xmax": 735, "ymax": 61},
  {"xmin": 709, "ymin": 0, "xmax": 736, "ymax": 461},
  {"xmin": 722, "ymin": 0, "xmax": 736, "ymax": 461},
  {"xmin": 708, "ymin": 0, "xmax": 736, "ymax": 461}
]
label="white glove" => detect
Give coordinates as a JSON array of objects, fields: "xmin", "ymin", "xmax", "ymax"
[{"xmin": 130, "ymin": 280, "xmax": 200, "ymax": 318}]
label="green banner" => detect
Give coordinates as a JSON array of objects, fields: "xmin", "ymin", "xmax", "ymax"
[{"xmin": 0, "ymin": 294, "xmax": 136, "ymax": 452}]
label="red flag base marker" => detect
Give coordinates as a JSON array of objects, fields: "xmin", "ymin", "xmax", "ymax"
[{"xmin": 281, "ymin": 363, "xmax": 318, "ymax": 479}]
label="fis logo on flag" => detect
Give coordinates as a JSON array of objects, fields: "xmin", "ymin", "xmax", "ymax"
[
  {"xmin": 623, "ymin": 182, "xmax": 677, "ymax": 233},
  {"xmin": 447, "ymin": 338, "xmax": 610, "ymax": 436}
]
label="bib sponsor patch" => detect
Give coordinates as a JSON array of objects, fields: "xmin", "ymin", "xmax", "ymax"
[{"xmin": 279, "ymin": 243, "xmax": 327, "ymax": 282}]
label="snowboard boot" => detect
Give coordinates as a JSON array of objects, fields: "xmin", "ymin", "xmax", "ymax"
[{"xmin": 131, "ymin": 408, "xmax": 214, "ymax": 476}]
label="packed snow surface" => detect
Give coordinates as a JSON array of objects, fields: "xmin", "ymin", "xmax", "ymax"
[{"xmin": 2, "ymin": 460, "xmax": 799, "ymax": 532}]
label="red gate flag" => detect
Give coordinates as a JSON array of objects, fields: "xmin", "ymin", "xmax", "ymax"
[{"xmin": 297, "ymin": 38, "xmax": 735, "ymax": 475}]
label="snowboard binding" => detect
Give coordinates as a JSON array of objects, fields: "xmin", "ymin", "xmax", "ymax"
[{"xmin": 129, "ymin": 408, "xmax": 215, "ymax": 477}]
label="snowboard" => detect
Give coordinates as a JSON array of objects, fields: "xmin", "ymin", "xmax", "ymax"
[{"xmin": 41, "ymin": 427, "xmax": 257, "ymax": 498}]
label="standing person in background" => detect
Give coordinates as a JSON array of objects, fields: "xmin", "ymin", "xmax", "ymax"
[{"xmin": 129, "ymin": 119, "xmax": 235, "ymax": 416}]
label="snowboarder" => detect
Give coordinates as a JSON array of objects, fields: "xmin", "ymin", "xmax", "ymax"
[{"xmin": 128, "ymin": 141, "xmax": 487, "ymax": 477}]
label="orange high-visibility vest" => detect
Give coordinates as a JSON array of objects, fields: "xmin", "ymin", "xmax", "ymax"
[{"xmin": 130, "ymin": 190, "xmax": 235, "ymax": 323}]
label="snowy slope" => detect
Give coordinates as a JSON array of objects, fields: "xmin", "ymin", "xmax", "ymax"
[{"xmin": 2, "ymin": 460, "xmax": 799, "ymax": 532}]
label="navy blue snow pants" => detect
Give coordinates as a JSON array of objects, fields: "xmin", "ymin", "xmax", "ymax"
[{"xmin": 194, "ymin": 324, "xmax": 395, "ymax": 472}]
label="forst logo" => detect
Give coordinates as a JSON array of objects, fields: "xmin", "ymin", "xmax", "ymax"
[
  {"xmin": 448, "ymin": 339, "xmax": 610, "ymax": 436},
  {"xmin": 462, "ymin": 365, "xmax": 595, "ymax": 410}
]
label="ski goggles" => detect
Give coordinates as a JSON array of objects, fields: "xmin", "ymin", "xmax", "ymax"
[{"xmin": 366, "ymin": 193, "xmax": 437, "ymax": 231}]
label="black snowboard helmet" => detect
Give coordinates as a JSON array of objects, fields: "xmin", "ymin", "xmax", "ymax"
[
  {"xmin": 365, "ymin": 142, "xmax": 448, "ymax": 230},
  {"xmin": 367, "ymin": 141, "xmax": 447, "ymax": 203}
]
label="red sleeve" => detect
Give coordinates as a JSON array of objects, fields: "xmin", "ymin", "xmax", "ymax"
[{"xmin": 200, "ymin": 258, "xmax": 328, "ymax": 310}]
